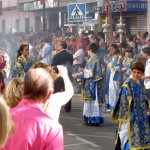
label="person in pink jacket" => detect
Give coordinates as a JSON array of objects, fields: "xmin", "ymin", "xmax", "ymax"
[
  {"xmin": 31, "ymin": 63, "xmax": 74, "ymax": 122},
  {"xmin": 0, "ymin": 67, "xmax": 64, "ymax": 150}
]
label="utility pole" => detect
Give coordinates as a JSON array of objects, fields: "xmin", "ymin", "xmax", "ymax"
[{"xmin": 76, "ymin": 22, "xmax": 79, "ymax": 36}]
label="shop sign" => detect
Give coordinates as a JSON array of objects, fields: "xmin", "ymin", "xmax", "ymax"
[
  {"xmin": 85, "ymin": 19, "xmax": 98, "ymax": 24},
  {"xmin": 126, "ymin": 1, "xmax": 147, "ymax": 12},
  {"xmin": 100, "ymin": 1, "xmax": 147, "ymax": 13}
]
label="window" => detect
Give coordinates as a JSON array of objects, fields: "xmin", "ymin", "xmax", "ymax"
[{"xmin": 16, "ymin": 19, "xmax": 20, "ymax": 32}]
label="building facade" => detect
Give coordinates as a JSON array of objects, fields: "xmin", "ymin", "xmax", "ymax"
[
  {"xmin": 0, "ymin": 0, "xmax": 36, "ymax": 33},
  {"xmin": 106, "ymin": 0, "xmax": 148, "ymax": 34},
  {"xmin": 0, "ymin": 0, "xmax": 150, "ymax": 34}
]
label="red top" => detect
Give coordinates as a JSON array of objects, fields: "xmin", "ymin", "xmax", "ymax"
[{"xmin": 72, "ymin": 39, "xmax": 87, "ymax": 57}]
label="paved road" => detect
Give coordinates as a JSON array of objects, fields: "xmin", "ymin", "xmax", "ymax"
[{"xmin": 59, "ymin": 94, "xmax": 117, "ymax": 150}]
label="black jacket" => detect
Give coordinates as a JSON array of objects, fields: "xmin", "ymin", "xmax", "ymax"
[
  {"xmin": 52, "ymin": 50, "xmax": 73, "ymax": 93},
  {"xmin": 51, "ymin": 50, "xmax": 73, "ymax": 66}
]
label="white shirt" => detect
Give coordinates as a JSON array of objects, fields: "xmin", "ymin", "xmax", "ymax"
[
  {"xmin": 137, "ymin": 45, "xmax": 142, "ymax": 53},
  {"xmin": 144, "ymin": 58, "xmax": 150, "ymax": 89},
  {"xmin": 29, "ymin": 44, "xmax": 36, "ymax": 62},
  {"xmin": 29, "ymin": 44, "xmax": 33, "ymax": 54},
  {"xmin": 40, "ymin": 43, "xmax": 53, "ymax": 65},
  {"xmin": 73, "ymin": 48, "xmax": 84, "ymax": 65},
  {"xmin": 44, "ymin": 92, "xmax": 72, "ymax": 122},
  {"xmin": 141, "ymin": 45, "xmax": 149, "ymax": 53}
]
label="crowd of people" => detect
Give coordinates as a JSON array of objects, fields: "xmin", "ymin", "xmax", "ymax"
[{"xmin": 0, "ymin": 29, "xmax": 150, "ymax": 150}]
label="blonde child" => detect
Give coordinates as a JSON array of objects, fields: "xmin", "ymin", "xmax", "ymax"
[
  {"xmin": 0, "ymin": 97, "xmax": 13, "ymax": 148},
  {"xmin": 5, "ymin": 77, "xmax": 24, "ymax": 108}
]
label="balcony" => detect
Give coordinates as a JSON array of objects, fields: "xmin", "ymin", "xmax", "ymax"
[
  {"xmin": 17, "ymin": 0, "xmax": 59, "ymax": 12},
  {"xmin": 17, "ymin": 0, "xmax": 35, "ymax": 3},
  {"xmin": 2, "ymin": 0, "xmax": 17, "ymax": 8}
]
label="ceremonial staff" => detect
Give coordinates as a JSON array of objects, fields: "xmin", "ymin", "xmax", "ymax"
[
  {"xmin": 102, "ymin": 4, "xmax": 110, "ymax": 44},
  {"xmin": 102, "ymin": 4, "xmax": 111, "ymax": 102},
  {"xmin": 116, "ymin": 3, "xmax": 125, "ymax": 88},
  {"xmin": 102, "ymin": 4, "xmax": 110, "ymax": 68},
  {"xmin": 102, "ymin": 4, "xmax": 111, "ymax": 66}
]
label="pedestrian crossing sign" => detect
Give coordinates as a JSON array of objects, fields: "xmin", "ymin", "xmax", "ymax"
[{"xmin": 68, "ymin": 3, "xmax": 86, "ymax": 22}]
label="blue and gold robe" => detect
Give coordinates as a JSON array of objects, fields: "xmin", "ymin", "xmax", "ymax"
[
  {"xmin": 112, "ymin": 78, "xmax": 150, "ymax": 150},
  {"xmin": 104, "ymin": 54, "xmax": 119, "ymax": 94},
  {"xmin": 81, "ymin": 54, "xmax": 104, "ymax": 125},
  {"xmin": 12, "ymin": 55, "xmax": 32, "ymax": 78},
  {"xmin": 104, "ymin": 54, "xmax": 119, "ymax": 110},
  {"xmin": 122, "ymin": 57, "xmax": 134, "ymax": 83},
  {"xmin": 97, "ymin": 44, "xmax": 105, "ymax": 65},
  {"xmin": 82, "ymin": 54, "xmax": 103, "ymax": 105}
]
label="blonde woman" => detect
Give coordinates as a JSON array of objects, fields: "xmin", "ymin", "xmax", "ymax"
[
  {"xmin": 52, "ymin": 37, "xmax": 61, "ymax": 58},
  {"xmin": 0, "ymin": 97, "xmax": 13, "ymax": 148},
  {"xmin": 5, "ymin": 77, "xmax": 24, "ymax": 108}
]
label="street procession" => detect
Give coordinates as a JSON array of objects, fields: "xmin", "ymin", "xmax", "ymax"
[{"xmin": 0, "ymin": 0, "xmax": 150, "ymax": 150}]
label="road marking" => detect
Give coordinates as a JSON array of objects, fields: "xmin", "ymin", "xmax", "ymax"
[
  {"xmin": 64, "ymin": 143, "xmax": 85, "ymax": 147},
  {"xmin": 65, "ymin": 132, "xmax": 101, "ymax": 148},
  {"xmin": 74, "ymin": 134, "xmax": 115, "ymax": 139},
  {"xmin": 67, "ymin": 130, "xmax": 115, "ymax": 136},
  {"xmin": 61, "ymin": 114, "xmax": 111, "ymax": 120},
  {"xmin": 61, "ymin": 116, "xmax": 82, "ymax": 120}
]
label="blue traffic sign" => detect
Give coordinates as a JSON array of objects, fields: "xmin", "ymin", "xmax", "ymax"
[{"xmin": 68, "ymin": 3, "xmax": 86, "ymax": 22}]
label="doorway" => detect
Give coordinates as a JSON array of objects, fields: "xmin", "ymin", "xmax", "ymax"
[{"xmin": 25, "ymin": 18, "xmax": 29, "ymax": 34}]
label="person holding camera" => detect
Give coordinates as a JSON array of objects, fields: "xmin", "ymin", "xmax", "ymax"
[{"xmin": 52, "ymin": 41, "xmax": 73, "ymax": 112}]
